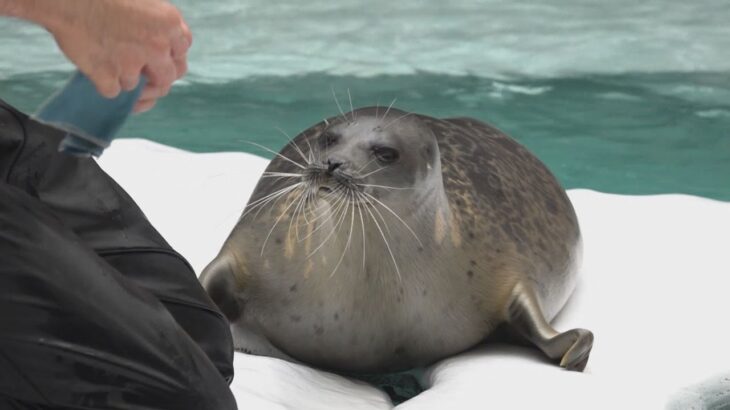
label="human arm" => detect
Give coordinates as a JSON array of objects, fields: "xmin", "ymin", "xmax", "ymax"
[{"xmin": 0, "ymin": 0, "xmax": 192, "ymax": 112}]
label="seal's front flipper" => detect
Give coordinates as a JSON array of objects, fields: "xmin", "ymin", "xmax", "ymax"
[
  {"xmin": 201, "ymin": 255, "xmax": 243, "ymax": 322},
  {"xmin": 506, "ymin": 282, "xmax": 593, "ymax": 372},
  {"xmin": 231, "ymin": 323, "xmax": 300, "ymax": 362}
]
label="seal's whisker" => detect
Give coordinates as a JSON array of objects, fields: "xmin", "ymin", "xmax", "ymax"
[
  {"xmin": 359, "ymin": 165, "xmax": 389, "ymax": 179},
  {"xmin": 262, "ymin": 172, "xmax": 303, "ymax": 178},
  {"xmin": 299, "ymin": 183, "xmax": 317, "ymax": 225},
  {"xmin": 318, "ymin": 186, "xmax": 349, "ymax": 226},
  {"xmin": 275, "ymin": 127, "xmax": 309, "ymax": 165},
  {"xmin": 299, "ymin": 186, "xmax": 348, "ymax": 241},
  {"xmin": 375, "ymin": 99, "xmax": 380, "ymax": 121},
  {"xmin": 305, "ymin": 135, "xmax": 317, "ymax": 164},
  {"xmin": 291, "ymin": 194, "xmax": 304, "ymax": 241},
  {"xmin": 362, "ymin": 191, "xmax": 423, "ymax": 248},
  {"xmin": 329, "ymin": 189, "xmax": 356, "ymax": 278},
  {"xmin": 356, "ymin": 157, "xmax": 379, "ymax": 174},
  {"xmin": 299, "ymin": 186, "xmax": 331, "ymax": 225},
  {"xmin": 243, "ymin": 140, "xmax": 307, "ymax": 170},
  {"xmin": 347, "ymin": 88, "xmax": 355, "ymax": 123},
  {"xmin": 299, "ymin": 200, "xmax": 337, "ymax": 233},
  {"xmin": 358, "ymin": 183, "xmax": 415, "ymax": 191},
  {"xmin": 296, "ymin": 131, "xmax": 315, "ymax": 165},
  {"xmin": 327, "ymin": 190, "xmax": 353, "ymax": 277},
  {"xmin": 356, "ymin": 195, "xmax": 367, "ymax": 272},
  {"xmin": 307, "ymin": 188, "xmax": 351, "ymax": 259},
  {"xmin": 288, "ymin": 186, "xmax": 310, "ymax": 242},
  {"xmin": 297, "ymin": 183, "xmax": 324, "ymax": 240},
  {"xmin": 261, "ymin": 187, "xmax": 306, "ymax": 256},
  {"xmin": 358, "ymin": 191, "xmax": 392, "ymax": 236},
  {"xmin": 383, "ymin": 98, "xmax": 397, "ymax": 119},
  {"xmin": 253, "ymin": 183, "xmax": 302, "ymax": 219},
  {"xmin": 383, "ymin": 112, "xmax": 414, "ymax": 130},
  {"xmin": 253, "ymin": 188, "xmax": 294, "ymax": 220},
  {"xmin": 331, "ymin": 87, "xmax": 349, "ymax": 124},
  {"xmin": 304, "ymin": 182, "xmax": 320, "ymax": 222},
  {"xmin": 258, "ymin": 176, "xmax": 294, "ymax": 185},
  {"xmin": 304, "ymin": 175, "xmax": 330, "ymax": 222},
  {"xmin": 331, "ymin": 188, "xmax": 353, "ymax": 235},
  {"xmin": 296, "ymin": 187, "xmax": 341, "ymax": 232},
  {"xmin": 244, "ymin": 182, "xmax": 300, "ymax": 211},
  {"xmin": 288, "ymin": 188, "xmax": 305, "ymax": 240},
  {"xmin": 315, "ymin": 183, "xmax": 347, "ymax": 206},
  {"xmin": 241, "ymin": 183, "xmax": 302, "ymax": 220},
  {"xmin": 358, "ymin": 191, "xmax": 402, "ymax": 282}
]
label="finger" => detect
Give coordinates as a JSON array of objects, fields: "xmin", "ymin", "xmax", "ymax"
[
  {"xmin": 170, "ymin": 19, "xmax": 191, "ymax": 60},
  {"xmin": 143, "ymin": 59, "xmax": 177, "ymax": 97},
  {"xmin": 119, "ymin": 73, "xmax": 140, "ymax": 92},
  {"xmin": 138, "ymin": 82, "xmax": 161, "ymax": 101},
  {"xmin": 137, "ymin": 78, "xmax": 171, "ymax": 103},
  {"xmin": 173, "ymin": 55, "xmax": 187, "ymax": 80},
  {"xmin": 118, "ymin": 49, "xmax": 145, "ymax": 92},
  {"xmin": 182, "ymin": 19, "xmax": 193, "ymax": 48},
  {"xmin": 90, "ymin": 65, "xmax": 122, "ymax": 99},
  {"xmin": 137, "ymin": 79, "xmax": 172, "ymax": 103},
  {"xmin": 133, "ymin": 98, "xmax": 157, "ymax": 113},
  {"xmin": 170, "ymin": 32, "xmax": 189, "ymax": 60}
]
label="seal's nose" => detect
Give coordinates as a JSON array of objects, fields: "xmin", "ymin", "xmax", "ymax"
[{"xmin": 326, "ymin": 158, "xmax": 344, "ymax": 175}]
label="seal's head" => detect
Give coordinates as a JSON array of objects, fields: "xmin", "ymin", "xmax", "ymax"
[{"xmin": 302, "ymin": 107, "xmax": 442, "ymax": 211}]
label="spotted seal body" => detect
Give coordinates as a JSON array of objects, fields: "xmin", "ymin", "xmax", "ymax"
[{"xmin": 201, "ymin": 107, "xmax": 593, "ymax": 373}]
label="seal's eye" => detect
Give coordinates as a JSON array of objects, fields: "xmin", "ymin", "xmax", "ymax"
[
  {"xmin": 320, "ymin": 132, "xmax": 339, "ymax": 147},
  {"xmin": 373, "ymin": 146, "xmax": 399, "ymax": 164}
]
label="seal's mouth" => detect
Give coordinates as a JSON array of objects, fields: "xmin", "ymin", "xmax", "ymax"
[{"xmin": 315, "ymin": 182, "xmax": 368, "ymax": 205}]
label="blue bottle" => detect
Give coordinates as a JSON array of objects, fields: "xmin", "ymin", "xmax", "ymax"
[{"xmin": 35, "ymin": 71, "xmax": 146, "ymax": 157}]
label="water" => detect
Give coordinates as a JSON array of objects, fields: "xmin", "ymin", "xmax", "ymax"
[{"xmin": 1, "ymin": 0, "xmax": 729, "ymax": 200}]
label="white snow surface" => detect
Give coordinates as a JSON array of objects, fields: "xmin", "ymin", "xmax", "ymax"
[{"xmin": 98, "ymin": 139, "xmax": 730, "ymax": 409}]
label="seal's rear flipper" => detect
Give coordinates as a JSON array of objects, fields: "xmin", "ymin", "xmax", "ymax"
[
  {"xmin": 505, "ymin": 282, "xmax": 594, "ymax": 372},
  {"xmin": 201, "ymin": 255, "xmax": 243, "ymax": 322}
]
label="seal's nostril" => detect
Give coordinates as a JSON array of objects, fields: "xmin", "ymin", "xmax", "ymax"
[{"xmin": 326, "ymin": 159, "xmax": 343, "ymax": 175}]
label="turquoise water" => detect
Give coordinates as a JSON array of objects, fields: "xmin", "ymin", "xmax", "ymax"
[{"xmin": 1, "ymin": 0, "xmax": 729, "ymax": 200}]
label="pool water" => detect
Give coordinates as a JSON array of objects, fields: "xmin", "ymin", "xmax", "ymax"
[{"xmin": 1, "ymin": 0, "xmax": 728, "ymax": 200}]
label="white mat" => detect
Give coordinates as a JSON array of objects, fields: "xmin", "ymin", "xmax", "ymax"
[{"xmin": 99, "ymin": 139, "xmax": 730, "ymax": 409}]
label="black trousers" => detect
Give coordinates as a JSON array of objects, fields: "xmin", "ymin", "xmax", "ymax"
[{"xmin": 0, "ymin": 100, "xmax": 237, "ymax": 409}]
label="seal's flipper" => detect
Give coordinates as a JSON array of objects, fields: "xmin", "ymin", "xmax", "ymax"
[
  {"xmin": 201, "ymin": 255, "xmax": 298, "ymax": 362},
  {"xmin": 201, "ymin": 255, "xmax": 244, "ymax": 322},
  {"xmin": 506, "ymin": 282, "xmax": 593, "ymax": 372},
  {"xmin": 231, "ymin": 323, "xmax": 300, "ymax": 362}
]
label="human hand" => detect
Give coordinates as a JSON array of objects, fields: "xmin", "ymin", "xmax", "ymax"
[{"xmin": 39, "ymin": 0, "xmax": 192, "ymax": 113}]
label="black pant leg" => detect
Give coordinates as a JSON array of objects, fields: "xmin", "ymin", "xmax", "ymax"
[
  {"xmin": 0, "ymin": 99, "xmax": 234, "ymax": 383},
  {"xmin": 0, "ymin": 396, "xmax": 55, "ymax": 409},
  {"xmin": 0, "ymin": 183, "xmax": 237, "ymax": 409}
]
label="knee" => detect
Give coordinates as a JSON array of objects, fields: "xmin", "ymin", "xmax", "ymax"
[{"xmin": 165, "ymin": 302, "xmax": 235, "ymax": 383}]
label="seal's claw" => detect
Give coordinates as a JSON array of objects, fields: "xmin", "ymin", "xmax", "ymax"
[
  {"xmin": 557, "ymin": 329, "xmax": 593, "ymax": 372},
  {"xmin": 565, "ymin": 353, "xmax": 590, "ymax": 372}
]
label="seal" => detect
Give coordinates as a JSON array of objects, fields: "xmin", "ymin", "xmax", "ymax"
[{"xmin": 201, "ymin": 107, "xmax": 593, "ymax": 373}]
